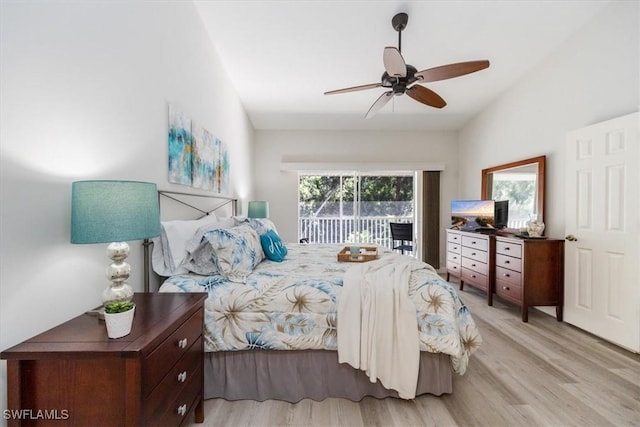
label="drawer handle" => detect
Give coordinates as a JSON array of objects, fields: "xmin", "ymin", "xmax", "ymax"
[
  {"xmin": 504, "ymin": 273, "xmax": 510, "ymax": 278},
  {"xmin": 471, "ymin": 263, "xmax": 476, "ymax": 267},
  {"xmin": 471, "ymin": 274, "xmax": 476, "ymax": 278},
  {"xmin": 505, "ymin": 247, "xmax": 510, "ymax": 251},
  {"xmin": 471, "ymin": 241, "xmax": 477, "ymax": 245},
  {"xmin": 177, "ymin": 404, "xmax": 187, "ymax": 417},
  {"xmin": 178, "ymin": 371, "xmax": 187, "ymax": 383},
  {"xmin": 505, "ymin": 260, "xmax": 510, "ymax": 264},
  {"xmin": 503, "ymin": 286, "xmax": 510, "ymax": 290},
  {"xmin": 471, "ymin": 252, "xmax": 476, "ymax": 256},
  {"xmin": 178, "ymin": 338, "xmax": 188, "ymax": 349}
]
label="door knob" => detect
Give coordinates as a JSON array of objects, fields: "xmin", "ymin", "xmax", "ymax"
[{"xmin": 565, "ymin": 234, "xmax": 578, "ymax": 242}]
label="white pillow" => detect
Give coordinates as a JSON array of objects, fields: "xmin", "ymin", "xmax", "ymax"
[{"xmin": 161, "ymin": 215, "xmax": 219, "ymax": 271}]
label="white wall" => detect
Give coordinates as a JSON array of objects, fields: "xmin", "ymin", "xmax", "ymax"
[
  {"xmin": 0, "ymin": 1, "xmax": 254, "ymax": 419},
  {"xmin": 254, "ymin": 129, "xmax": 458, "ymax": 256},
  {"xmin": 458, "ymin": 0, "xmax": 639, "ymax": 240}
]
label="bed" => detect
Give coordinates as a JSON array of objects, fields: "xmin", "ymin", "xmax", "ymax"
[{"xmin": 152, "ymin": 192, "xmax": 481, "ymax": 402}]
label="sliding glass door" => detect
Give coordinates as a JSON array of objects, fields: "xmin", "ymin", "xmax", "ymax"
[{"xmin": 298, "ymin": 171, "xmax": 414, "ymax": 248}]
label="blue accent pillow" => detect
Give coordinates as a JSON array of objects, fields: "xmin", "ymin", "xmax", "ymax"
[{"xmin": 260, "ymin": 229, "xmax": 288, "ymax": 262}]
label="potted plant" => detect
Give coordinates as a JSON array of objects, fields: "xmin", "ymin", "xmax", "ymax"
[{"xmin": 104, "ymin": 301, "xmax": 136, "ymax": 339}]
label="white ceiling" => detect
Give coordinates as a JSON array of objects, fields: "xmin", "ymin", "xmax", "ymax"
[{"xmin": 194, "ymin": 0, "xmax": 611, "ymax": 131}]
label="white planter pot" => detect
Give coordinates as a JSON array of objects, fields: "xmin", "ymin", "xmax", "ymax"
[{"xmin": 104, "ymin": 306, "xmax": 135, "ymax": 339}]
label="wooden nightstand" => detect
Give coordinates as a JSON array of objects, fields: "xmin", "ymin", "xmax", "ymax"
[{"xmin": 1, "ymin": 292, "xmax": 206, "ymax": 426}]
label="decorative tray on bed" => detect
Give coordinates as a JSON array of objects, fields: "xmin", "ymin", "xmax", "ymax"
[{"xmin": 337, "ymin": 246, "xmax": 379, "ymax": 263}]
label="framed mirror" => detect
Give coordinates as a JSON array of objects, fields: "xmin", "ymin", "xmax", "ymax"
[{"xmin": 481, "ymin": 155, "xmax": 546, "ymax": 230}]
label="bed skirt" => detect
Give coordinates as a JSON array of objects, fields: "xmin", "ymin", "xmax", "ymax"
[{"xmin": 203, "ymin": 349, "xmax": 453, "ymax": 402}]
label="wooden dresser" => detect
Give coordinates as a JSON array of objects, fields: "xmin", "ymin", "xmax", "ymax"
[
  {"xmin": 1, "ymin": 292, "xmax": 206, "ymax": 426},
  {"xmin": 495, "ymin": 236, "xmax": 564, "ymax": 322},
  {"xmin": 446, "ymin": 229, "xmax": 495, "ymax": 305}
]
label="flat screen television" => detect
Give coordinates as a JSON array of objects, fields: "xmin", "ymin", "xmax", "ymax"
[{"xmin": 450, "ymin": 199, "xmax": 509, "ymax": 231}]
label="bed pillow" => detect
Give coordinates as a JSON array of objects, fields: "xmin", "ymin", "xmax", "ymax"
[
  {"xmin": 185, "ymin": 224, "xmax": 265, "ymax": 282},
  {"xmin": 235, "ymin": 217, "xmax": 278, "ymax": 236},
  {"xmin": 162, "ymin": 215, "xmax": 219, "ymax": 269},
  {"xmin": 260, "ymin": 229, "xmax": 288, "ymax": 262}
]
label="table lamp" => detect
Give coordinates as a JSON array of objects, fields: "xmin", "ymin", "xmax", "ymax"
[
  {"xmin": 71, "ymin": 180, "xmax": 161, "ymax": 304},
  {"xmin": 247, "ymin": 201, "xmax": 269, "ymax": 218}
]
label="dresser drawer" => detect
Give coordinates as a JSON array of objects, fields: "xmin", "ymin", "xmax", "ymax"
[
  {"xmin": 496, "ymin": 240, "xmax": 522, "ymax": 258},
  {"xmin": 461, "ymin": 246, "xmax": 488, "ymax": 263},
  {"xmin": 446, "ymin": 260, "xmax": 461, "ymax": 276},
  {"xmin": 462, "ymin": 235, "xmax": 488, "ymax": 251},
  {"xmin": 447, "ymin": 232, "xmax": 461, "ymax": 244},
  {"xmin": 447, "ymin": 242, "xmax": 461, "ymax": 254},
  {"xmin": 149, "ymin": 364, "xmax": 203, "ymax": 427},
  {"xmin": 447, "ymin": 251, "xmax": 462, "ymax": 264},
  {"xmin": 143, "ymin": 309, "xmax": 203, "ymax": 397},
  {"xmin": 496, "ymin": 266, "xmax": 522, "ymax": 286},
  {"xmin": 496, "ymin": 279, "xmax": 522, "ymax": 303},
  {"xmin": 495, "ymin": 254, "xmax": 522, "ymax": 272},
  {"xmin": 462, "ymin": 257, "xmax": 488, "ymax": 275},
  {"xmin": 461, "ymin": 267, "xmax": 489, "ymax": 291},
  {"xmin": 144, "ymin": 336, "xmax": 203, "ymax": 421}
]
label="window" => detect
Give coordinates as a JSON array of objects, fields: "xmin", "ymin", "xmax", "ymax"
[{"xmin": 298, "ymin": 171, "xmax": 415, "ymax": 248}]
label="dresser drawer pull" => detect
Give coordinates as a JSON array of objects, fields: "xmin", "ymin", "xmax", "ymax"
[
  {"xmin": 471, "ymin": 274, "xmax": 476, "ymax": 278},
  {"xmin": 471, "ymin": 263, "xmax": 476, "ymax": 267},
  {"xmin": 502, "ymin": 286, "xmax": 510, "ymax": 290},
  {"xmin": 178, "ymin": 338, "xmax": 188, "ymax": 349},
  {"xmin": 504, "ymin": 273, "xmax": 510, "ymax": 277},
  {"xmin": 505, "ymin": 247, "xmax": 510, "ymax": 251},
  {"xmin": 177, "ymin": 404, "xmax": 187, "ymax": 417},
  {"xmin": 504, "ymin": 260, "xmax": 510, "ymax": 264},
  {"xmin": 471, "ymin": 241, "xmax": 477, "ymax": 245},
  {"xmin": 471, "ymin": 252, "xmax": 477, "ymax": 256},
  {"xmin": 177, "ymin": 371, "xmax": 187, "ymax": 383}
]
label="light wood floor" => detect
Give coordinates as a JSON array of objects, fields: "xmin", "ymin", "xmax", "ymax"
[{"xmin": 186, "ymin": 285, "xmax": 640, "ymax": 427}]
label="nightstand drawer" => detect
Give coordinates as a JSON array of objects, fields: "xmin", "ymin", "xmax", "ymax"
[
  {"xmin": 496, "ymin": 266, "xmax": 522, "ymax": 286},
  {"xmin": 462, "ymin": 257, "xmax": 488, "ymax": 275},
  {"xmin": 150, "ymin": 364, "xmax": 203, "ymax": 427},
  {"xmin": 496, "ymin": 254, "xmax": 522, "ymax": 272},
  {"xmin": 144, "ymin": 336, "xmax": 202, "ymax": 420},
  {"xmin": 143, "ymin": 309, "xmax": 203, "ymax": 397}
]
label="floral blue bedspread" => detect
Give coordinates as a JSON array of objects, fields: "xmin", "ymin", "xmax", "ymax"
[{"xmin": 159, "ymin": 243, "xmax": 481, "ymax": 374}]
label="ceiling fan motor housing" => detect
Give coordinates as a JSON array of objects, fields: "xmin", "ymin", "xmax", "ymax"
[{"xmin": 381, "ymin": 64, "xmax": 418, "ymax": 94}]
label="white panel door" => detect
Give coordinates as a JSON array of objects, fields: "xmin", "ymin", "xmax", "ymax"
[{"xmin": 564, "ymin": 112, "xmax": 639, "ymax": 352}]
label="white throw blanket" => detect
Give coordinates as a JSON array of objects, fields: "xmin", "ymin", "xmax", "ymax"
[{"xmin": 337, "ymin": 255, "xmax": 423, "ymax": 399}]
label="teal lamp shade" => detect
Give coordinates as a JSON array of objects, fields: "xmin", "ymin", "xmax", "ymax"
[
  {"xmin": 71, "ymin": 180, "xmax": 160, "ymax": 244},
  {"xmin": 247, "ymin": 201, "xmax": 269, "ymax": 218},
  {"xmin": 71, "ymin": 180, "xmax": 161, "ymax": 304}
]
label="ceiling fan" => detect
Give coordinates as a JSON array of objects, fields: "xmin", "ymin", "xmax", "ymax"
[{"xmin": 324, "ymin": 12, "xmax": 490, "ymax": 119}]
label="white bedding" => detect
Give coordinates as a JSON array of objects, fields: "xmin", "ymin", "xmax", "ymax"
[{"xmin": 338, "ymin": 256, "xmax": 422, "ymax": 399}]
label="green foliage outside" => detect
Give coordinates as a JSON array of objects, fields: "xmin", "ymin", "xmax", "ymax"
[{"xmin": 299, "ymin": 174, "xmax": 413, "ymax": 218}]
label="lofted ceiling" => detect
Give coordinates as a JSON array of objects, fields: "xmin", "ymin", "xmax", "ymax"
[{"xmin": 194, "ymin": 0, "xmax": 610, "ymax": 131}]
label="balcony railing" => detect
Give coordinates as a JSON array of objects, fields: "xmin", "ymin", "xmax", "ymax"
[{"xmin": 299, "ymin": 216, "xmax": 413, "ymax": 249}]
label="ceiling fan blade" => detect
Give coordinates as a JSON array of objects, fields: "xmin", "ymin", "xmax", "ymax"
[
  {"xmin": 365, "ymin": 91, "xmax": 393, "ymax": 119},
  {"xmin": 324, "ymin": 83, "xmax": 382, "ymax": 95},
  {"xmin": 415, "ymin": 60, "xmax": 490, "ymax": 83},
  {"xmin": 406, "ymin": 85, "xmax": 446, "ymax": 109},
  {"xmin": 383, "ymin": 47, "xmax": 407, "ymax": 78}
]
